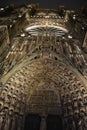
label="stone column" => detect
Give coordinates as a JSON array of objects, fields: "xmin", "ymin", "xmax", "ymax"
[{"xmin": 40, "ymin": 114, "xmax": 47, "ymax": 130}]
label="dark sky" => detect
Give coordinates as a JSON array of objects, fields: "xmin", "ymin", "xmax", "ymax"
[{"xmin": 0, "ymin": 0, "xmax": 87, "ymax": 9}]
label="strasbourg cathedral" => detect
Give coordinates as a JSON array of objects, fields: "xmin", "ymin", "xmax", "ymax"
[{"xmin": 0, "ymin": 3, "xmax": 87, "ymax": 130}]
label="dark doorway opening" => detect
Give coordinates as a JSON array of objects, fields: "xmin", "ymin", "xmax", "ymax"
[
  {"xmin": 46, "ymin": 115, "xmax": 63, "ymax": 130},
  {"xmin": 24, "ymin": 114, "xmax": 41, "ymax": 130}
]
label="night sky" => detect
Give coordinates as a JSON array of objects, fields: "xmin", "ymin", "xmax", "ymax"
[{"xmin": 0, "ymin": 0, "xmax": 87, "ymax": 9}]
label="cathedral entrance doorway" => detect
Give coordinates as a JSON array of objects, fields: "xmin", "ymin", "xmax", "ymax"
[
  {"xmin": 24, "ymin": 114, "xmax": 41, "ymax": 130},
  {"xmin": 24, "ymin": 114, "xmax": 63, "ymax": 130},
  {"xmin": 46, "ymin": 115, "xmax": 63, "ymax": 130}
]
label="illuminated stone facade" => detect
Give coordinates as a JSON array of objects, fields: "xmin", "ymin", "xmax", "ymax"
[{"xmin": 0, "ymin": 4, "xmax": 87, "ymax": 130}]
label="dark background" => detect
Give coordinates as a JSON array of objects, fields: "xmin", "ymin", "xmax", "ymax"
[{"xmin": 0, "ymin": 0, "xmax": 87, "ymax": 9}]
